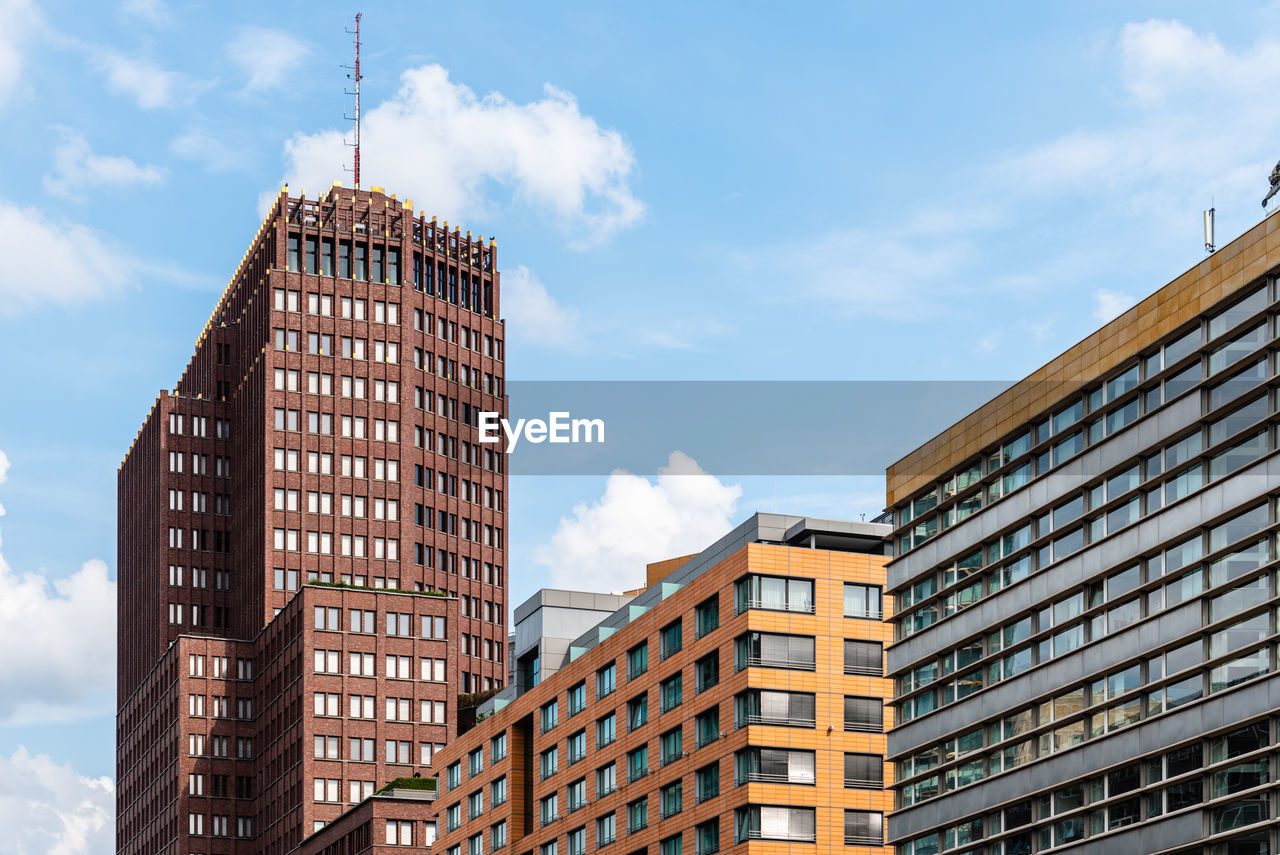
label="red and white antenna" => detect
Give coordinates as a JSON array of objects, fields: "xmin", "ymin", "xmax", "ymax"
[{"xmin": 343, "ymin": 12, "xmax": 363, "ymax": 189}]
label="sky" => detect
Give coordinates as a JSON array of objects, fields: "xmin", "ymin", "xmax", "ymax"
[{"xmin": 2, "ymin": 0, "xmax": 1280, "ymax": 849}]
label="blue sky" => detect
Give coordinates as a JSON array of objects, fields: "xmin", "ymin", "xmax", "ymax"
[{"xmin": 2, "ymin": 0, "xmax": 1280, "ymax": 848}]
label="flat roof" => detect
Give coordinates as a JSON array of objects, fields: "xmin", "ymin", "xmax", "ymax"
[{"xmin": 886, "ymin": 208, "xmax": 1280, "ymax": 506}]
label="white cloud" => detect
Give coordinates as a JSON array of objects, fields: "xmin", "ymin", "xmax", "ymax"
[
  {"xmin": 501, "ymin": 265, "xmax": 581, "ymax": 348},
  {"xmin": 1093, "ymin": 289, "xmax": 1137, "ymax": 323},
  {"xmin": 749, "ymin": 20, "xmax": 1280, "ymax": 333},
  {"xmin": 0, "ymin": 450, "xmax": 115, "ymax": 726},
  {"xmin": 0, "ymin": 748, "xmax": 114, "ymax": 855},
  {"xmin": 536, "ymin": 452, "xmax": 742, "ymax": 592},
  {"xmin": 974, "ymin": 331, "xmax": 1000, "ymax": 354},
  {"xmin": 119, "ymin": 0, "xmax": 167, "ymax": 25},
  {"xmin": 170, "ymin": 128, "xmax": 242, "ymax": 172},
  {"xmin": 278, "ymin": 64, "xmax": 643, "ymax": 245},
  {"xmin": 0, "ymin": 0, "xmax": 36, "ymax": 110},
  {"xmin": 0, "ymin": 201, "xmax": 134, "ymax": 315},
  {"xmin": 90, "ymin": 49, "xmax": 189, "ymax": 109},
  {"xmin": 43, "ymin": 129, "xmax": 165, "ymax": 199},
  {"xmin": 227, "ymin": 26, "xmax": 310, "ymax": 92}
]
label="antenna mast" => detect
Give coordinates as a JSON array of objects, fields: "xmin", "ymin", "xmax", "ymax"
[{"xmin": 344, "ymin": 12, "xmax": 363, "ymax": 189}]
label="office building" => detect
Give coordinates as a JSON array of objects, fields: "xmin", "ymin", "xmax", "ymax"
[
  {"xmin": 116, "ymin": 184, "xmax": 507, "ymax": 854},
  {"xmin": 885, "ymin": 212, "xmax": 1280, "ymax": 855},
  {"xmin": 429, "ymin": 513, "xmax": 896, "ymax": 855}
]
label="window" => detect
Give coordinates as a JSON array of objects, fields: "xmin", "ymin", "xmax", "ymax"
[
  {"xmin": 696, "ymin": 763, "xmax": 720, "ymax": 803},
  {"xmin": 541, "ymin": 746, "xmax": 559, "ymax": 780},
  {"xmin": 567, "ymin": 827, "xmax": 587, "ymax": 855},
  {"xmin": 597, "ymin": 663, "xmax": 617, "ymax": 698},
  {"xmin": 541, "ymin": 699, "xmax": 559, "ymax": 733},
  {"xmin": 661, "ymin": 727, "xmax": 683, "ymax": 765},
  {"xmin": 597, "ymin": 762, "xmax": 617, "ymax": 797},
  {"xmin": 735, "ymin": 806, "xmax": 815, "ymax": 843},
  {"xmin": 568, "ymin": 729, "xmax": 586, "ymax": 765},
  {"xmin": 735, "ymin": 632, "xmax": 815, "ymax": 671},
  {"xmin": 627, "ymin": 745, "xmax": 649, "ymax": 782},
  {"xmin": 447, "ymin": 762, "xmax": 461, "ymax": 790},
  {"xmin": 489, "ymin": 775, "xmax": 507, "ymax": 807},
  {"xmin": 735, "ymin": 690, "xmax": 815, "ymax": 728},
  {"xmin": 843, "ymin": 583, "xmax": 882, "ymax": 618},
  {"xmin": 844, "ymin": 640, "xmax": 883, "ymax": 676},
  {"xmin": 661, "ymin": 620, "xmax": 683, "ymax": 659},
  {"xmin": 695, "ymin": 653, "xmax": 719, "ymax": 693},
  {"xmin": 627, "ymin": 694, "xmax": 648, "ymax": 731},
  {"xmin": 736, "ymin": 747, "xmax": 816, "ymax": 785},
  {"xmin": 540, "ymin": 793, "xmax": 559, "ymax": 826},
  {"xmin": 567, "ymin": 777, "xmax": 587, "ymax": 813},
  {"xmin": 844, "ymin": 696, "xmax": 883, "ymax": 733},
  {"xmin": 661, "ymin": 673, "xmax": 683, "ymax": 712},
  {"xmin": 596, "ymin": 813, "xmax": 616, "ymax": 847},
  {"xmin": 843, "ymin": 753, "xmax": 883, "ymax": 788},
  {"xmin": 627, "ymin": 797, "xmax": 648, "ymax": 834},
  {"xmin": 597, "ymin": 712, "xmax": 617, "ymax": 748},
  {"xmin": 844, "ymin": 811, "xmax": 883, "ymax": 846},
  {"xmin": 695, "ymin": 596, "xmax": 719, "ymax": 638},
  {"xmin": 735, "ymin": 575, "xmax": 813, "ymax": 614},
  {"xmin": 695, "ymin": 707, "xmax": 720, "ymax": 747},
  {"xmin": 627, "ymin": 643, "xmax": 649, "ymax": 679},
  {"xmin": 661, "ymin": 835, "xmax": 682, "ymax": 855},
  {"xmin": 660, "ymin": 780, "xmax": 683, "ymax": 818},
  {"xmin": 695, "ymin": 820, "xmax": 719, "ymax": 855},
  {"xmin": 568, "ymin": 681, "xmax": 586, "ymax": 716},
  {"xmin": 491, "ymin": 821, "xmax": 507, "ymax": 851},
  {"xmin": 469, "ymin": 748, "xmax": 484, "ymax": 776}
]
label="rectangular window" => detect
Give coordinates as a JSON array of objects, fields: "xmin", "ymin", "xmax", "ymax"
[
  {"xmin": 734, "ymin": 575, "xmax": 813, "ymax": 614},
  {"xmin": 695, "ymin": 596, "xmax": 719, "ymax": 638},
  {"xmin": 843, "ymin": 583, "xmax": 882, "ymax": 618}
]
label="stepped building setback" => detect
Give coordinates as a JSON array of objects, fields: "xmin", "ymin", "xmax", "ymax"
[
  {"xmin": 116, "ymin": 184, "xmax": 508, "ymax": 854},
  {"xmin": 885, "ymin": 210, "xmax": 1280, "ymax": 855}
]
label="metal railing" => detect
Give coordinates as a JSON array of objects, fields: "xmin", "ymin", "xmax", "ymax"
[
  {"xmin": 845, "ymin": 833, "xmax": 882, "ymax": 846},
  {"xmin": 741, "ymin": 655, "xmax": 815, "ymax": 671},
  {"xmin": 844, "ymin": 777, "xmax": 884, "ymax": 789},
  {"xmin": 735, "ymin": 599, "xmax": 815, "ymax": 616},
  {"xmin": 843, "ymin": 663, "xmax": 883, "ymax": 676},
  {"xmin": 737, "ymin": 830, "xmax": 816, "ymax": 843},
  {"xmin": 737, "ymin": 714, "xmax": 816, "ymax": 728},
  {"xmin": 738, "ymin": 771, "xmax": 814, "ymax": 785}
]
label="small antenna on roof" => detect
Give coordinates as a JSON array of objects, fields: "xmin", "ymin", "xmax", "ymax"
[
  {"xmin": 1204, "ymin": 201, "xmax": 1215, "ymax": 254},
  {"xmin": 343, "ymin": 12, "xmax": 363, "ymax": 189}
]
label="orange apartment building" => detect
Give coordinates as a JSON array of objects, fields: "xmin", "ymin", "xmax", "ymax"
[{"xmin": 428, "ymin": 513, "xmax": 895, "ymax": 855}]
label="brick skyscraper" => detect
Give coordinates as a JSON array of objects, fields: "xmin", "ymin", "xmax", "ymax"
[{"xmin": 116, "ymin": 184, "xmax": 508, "ymax": 854}]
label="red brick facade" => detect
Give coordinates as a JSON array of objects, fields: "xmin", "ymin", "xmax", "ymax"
[{"xmin": 116, "ymin": 185, "xmax": 507, "ymax": 854}]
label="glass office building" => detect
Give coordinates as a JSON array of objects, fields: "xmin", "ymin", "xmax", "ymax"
[{"xmin": 885, "ymin": 214, "xmax": 1280, "ymax": 855}]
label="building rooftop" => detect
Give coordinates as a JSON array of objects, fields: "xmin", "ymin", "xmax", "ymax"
[{"xmin": 887, "ymin": 207, "xmax": 1280, "ymax": 506}]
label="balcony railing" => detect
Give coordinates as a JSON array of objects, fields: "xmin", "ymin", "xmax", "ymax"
[
  {"xmin": 736, "ymin": 714, "xmax": 816, "ymax": 729},
  {"xmin": 735, "ymin": 599, "xmax": 814, "ymax": 617},
  {"xmin": 740, "ymin": 655, "xmax": 815, "ymax": 671},
  {"xmin": 737, "ymin": 772, "xmax": 814, "ymax": 785},
  {"xmin": 844, "ymin": 720, "xmax": 883, "ymax": 734},
  {"xmin": 845, "ymin": 833, "xmax": 882, "ymax": 846},
  {"xmin": 843, "ymin": 663, "xmax": 882, "ymax": 676},
  {"xmin": 737, "ymin": 830, "xmax": 816, "ymax": 844},
  {"xmin": 844, "ymin": 777, "xmax": 884, "ymax": 789}
]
